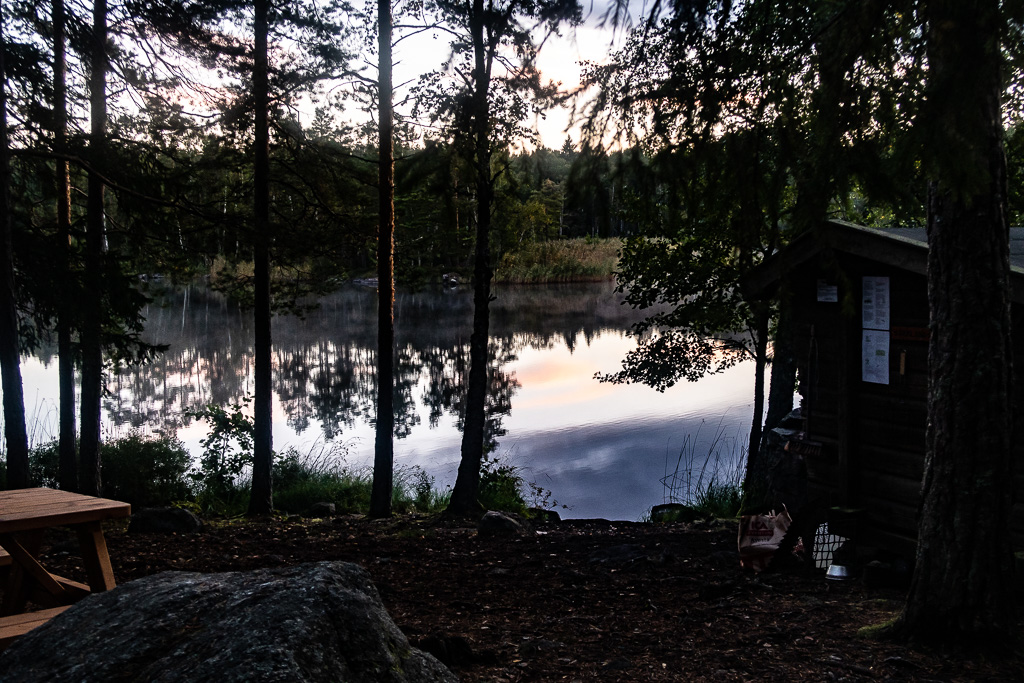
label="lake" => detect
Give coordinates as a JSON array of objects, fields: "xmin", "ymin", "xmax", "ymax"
[{"xmin": 16, "ymin": 280, "xmax": 758, "ymax": 521}]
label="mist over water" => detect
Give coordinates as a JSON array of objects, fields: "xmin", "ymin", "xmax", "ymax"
[{"xmin": 15, "ymin": 280, "xmax": 757, "ymax": 521}]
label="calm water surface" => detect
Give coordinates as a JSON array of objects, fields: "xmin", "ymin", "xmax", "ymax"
[{"xmin": 18, "ymin": 281, "xmax": 757, "ymax": 521}]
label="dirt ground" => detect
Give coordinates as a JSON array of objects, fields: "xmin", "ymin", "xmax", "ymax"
[{"xmin": 38, "ymin": 514, "xmax": 1024, "ymax": 681}]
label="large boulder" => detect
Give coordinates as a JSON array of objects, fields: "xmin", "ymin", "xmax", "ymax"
[{"xmin": 0, "ymin": 562, "xmax": 456, "ymax": 683}]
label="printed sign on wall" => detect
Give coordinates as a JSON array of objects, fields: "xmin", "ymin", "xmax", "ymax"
[
  {"xmin": 861, "ymin": 276, "xmax": 891, "ymax": 385},
  {"xmin": 862, "ymin": 329, "xmax": 890, "ymax": 384},
  {"xmin": 817, "ymin": 279, "xmax": 838, "ymax": 302},
  {"xmin": 862, "ymin": 276, "xmax": 890, "ymax": 330}
]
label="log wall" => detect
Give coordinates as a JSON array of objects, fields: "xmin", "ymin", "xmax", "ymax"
[{"xmin": 787, "ymin": 252, "xmax": 1024, "ymax": 556}]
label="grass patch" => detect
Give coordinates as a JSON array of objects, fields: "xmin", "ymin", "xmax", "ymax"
[
  {"xmin": 857, "ymin": 618, "xmax": 900, "ymax": 640},
  {"xmin": 495, "ymin": 237, "xmax": 620, "ymax": 283},
  {"xmin": 7, "ymin": 413, "xmax": 537, "ymax": 520},
  {"xmin": 271, "ymin": 446, "xmax": 372, "ymax": 515},
  {"xmin": 479, "ymin": 458, "xmax": 528, "ymax": 515},
  {"xmin": 658, "ymin": 420, "xmax": 746, "ymax": 520}
]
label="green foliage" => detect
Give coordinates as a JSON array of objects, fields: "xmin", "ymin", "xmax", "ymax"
[
  {"xmin": 185, "ymin": 397, "xmax": 255, "ymax": 498},
  {"xmin": 495, "ymin": 238, "xmax": 620, "ymax": 283},
  {"xmin": 660, "ymin": 424, "xmax": 745, "ymax": 519},
  {"xmin": 393, "ymin": 467, "xmax": 450, "ymax": 513},
  {"xmin": 478, "ymin": 457, "xmax": 528, "ymax": 515},
  {"xmin": 224, "ymin": 444, "xmax": 452, "ymax": 516},
  {"xmin": 1008, "ymin": 125, "xmax": 1024, "ymax": 226},
  {"xmin": 24, "ymin": 441, "xmax": 60, "ymax": 489},
  {"xmin": 692, "ymin": 481, "xmax": 743, "ymax": 519},
  {"xmin": 100, "ymin": 433, "xmax": 192, "ymax": 507},
  {"xmin": 14, "ymin": 434, "xmax": 191, "ymax": 508},
  {"xmin": 586, "ymin": 1, "xmax": 928, "ymax": 394},
  {"xmin": 271, "ymin": 448, "xmax": 373, "ymax": 515}
]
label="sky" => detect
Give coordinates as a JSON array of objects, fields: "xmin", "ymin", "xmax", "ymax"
[{"xmin": 386, "ymin": 1, "xmax": 640, "ymax": 149}]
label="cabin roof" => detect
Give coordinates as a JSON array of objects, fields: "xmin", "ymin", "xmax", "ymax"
[{"xmin": 745, "ymin": 220, "xmax": 1024, "ymax": 303}]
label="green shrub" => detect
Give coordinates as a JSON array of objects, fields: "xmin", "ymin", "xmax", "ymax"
[
  {"xmin": 271, "ymin": 445, "xmax": 373, "ymax": 514},
  {"xmin": 660, "ymin": 423, "xmax": 746, "ymax": 520},
  {"xmin": 495, "ymin": 238, "xmax": 620, "ymax": 283},
  {"xmin": 391, "ymin": 467, "xmax": 449, "ymax": 514},
  {"xmin": 27, "ymin": 441, "xmax": 60, "ymax": 488},
  {"xmin": 479, "ymin": 457, "xmax": 527, "ymax": 514},
  {"xmin": 100, "ymin": 433, "xmax": 192, "ymax": 507},
  {"xmin": 693, "ymin": 481, "xmax": 743, "ymax": 519},
  {"xmin": 17, "ymin": 434, "xmax": 192, "ymax": 509},
  {"xmin": 186, "ymin": 398, "xmax": 255, "ymax": 498}
]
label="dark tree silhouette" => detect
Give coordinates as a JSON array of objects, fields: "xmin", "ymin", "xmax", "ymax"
[
  {"xmin": 0, "ymin": 1, "xmax": 29, "ymax": 488},
  {"xmin": 248, "ymin": 0, "xmax": 273, "ymax": 515},
  {"xmin": 79, "ymin": 0, "xmax": 109, "ymax": 496},
  {"xmin": 370, "ymin": 0, "xmax": 397, "ymax": 518},
  {"xmin": 892, "ymin": 0, "xmax": 1017, "ymax": 648}
]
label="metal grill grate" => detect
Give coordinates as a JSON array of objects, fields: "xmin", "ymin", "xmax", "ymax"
[{"xmin": 813, "ymin": 523, "xmax": 848, "ymax": 570}]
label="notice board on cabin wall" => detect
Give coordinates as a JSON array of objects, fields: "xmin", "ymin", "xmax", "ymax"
[{"xmin": 862, "ymin": 276, "xmax": 890, "ymax": 385}]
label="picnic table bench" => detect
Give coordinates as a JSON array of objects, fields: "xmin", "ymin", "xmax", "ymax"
[
  {"xmin": 0, "ymin": 605, "xmax": 71, "ymax": 649},
  {"xmin": 0, "ymin": 488, "xmax": 130, "ymax": 650}
]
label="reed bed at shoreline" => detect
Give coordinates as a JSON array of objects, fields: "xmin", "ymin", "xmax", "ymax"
[{"xmin": 495, "ymin": 237, "xmax": 620, "ymax": 284}]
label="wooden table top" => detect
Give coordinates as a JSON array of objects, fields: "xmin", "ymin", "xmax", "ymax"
[{"xmin": 0, "ymin": 488, "xmax": 130, "ymax": 534}]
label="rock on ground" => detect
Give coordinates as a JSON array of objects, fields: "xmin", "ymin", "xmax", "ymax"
[
  {"xmin": 477, "ymin": 511, "xmax": 523, "ymax": 536},
  {"xmin": 0, "ymin": 561, "xmax": 456, "ymax": 683},
  {"xmin": 128, "ymin": 506, "xmax": 204, "ymax": 534}
]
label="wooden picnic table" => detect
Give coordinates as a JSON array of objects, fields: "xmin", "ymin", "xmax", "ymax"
[{"xmin": 0, "ymin": 488, "xmax": 130, "ymax": 617}]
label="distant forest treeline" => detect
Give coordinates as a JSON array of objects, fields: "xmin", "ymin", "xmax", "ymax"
[{"xmin": 12, "ymin": 128, "xmax": 632, "ymax": 292}]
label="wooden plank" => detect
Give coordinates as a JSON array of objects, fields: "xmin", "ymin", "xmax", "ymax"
[
  {"xmin": 0, "ymin": 489, "xmax": 130, "ymax": 534},
  {"xmin": 858, "ymin": 394, "xmax": 927, "ymax": 422},
  {"xmin": 858, "ymin": 415, "xmax": 926, "ymax": 452},
  {"xmin": 859, "ymin": 445, "xmax": 926, "ymax": 480},
  {"xmin": 0, "ymin": 548, "xmax": 9, "ymax": 566},
  {"xmin": 24, "ymin": 576, "xmax": 90, "ymax": 609},
  {"xmin": 858, "ymin": 523, "xmax": 918, "ymax": 557},
  {"xmin": 76, "ymin": 522, "xmax": 117, "ymax": 592},
  {"xmin": 857, "ymin": 493, "xmax": 920, "ymax": 538},
  {"xmin": 0, "ymin": 534, "xmax": 67, "ymax": 603},
  {"xmin": 0, "ymin": 606, "xmax": 72, "ymax": 650},
  {"xmin": 0, "ymin": 531, "xmax": 43, "ymax": 616},
  {"xmin": 806, "ymin": 411, "xmax": 841, "ymax": 441},
  {"xmin": 837, "ymin": 298, "xmax": 858, "ymax": 506},
  {"xmin": 858, "ymin": 470, "xmax": 923, "ymax": 506}
]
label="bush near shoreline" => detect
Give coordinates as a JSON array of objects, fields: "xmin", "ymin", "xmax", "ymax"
[
  {"xmin": 494, "ymin": 237, "xmax": 620, "ymax": 284},
  {"xmin": 3, "ymin": 427, "xmax": 741, "ymax": 523}
]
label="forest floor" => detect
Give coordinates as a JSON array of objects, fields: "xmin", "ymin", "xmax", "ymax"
[{"xmin": 39, "ymin": 514, "xmax": 1024, "ymax": 682}]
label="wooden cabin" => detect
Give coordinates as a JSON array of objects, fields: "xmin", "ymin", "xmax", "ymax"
[{"xmin": 746, "ymin": 220, "xmax": 1024, "ymax": 557}]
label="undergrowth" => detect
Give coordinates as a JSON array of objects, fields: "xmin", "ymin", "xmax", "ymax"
[
  {"xmin": 651, "ymin": 420, "xmax": 745, "ymax": 521},
  {"xmin": 495, "ymin": 237, "xmax": 620, "ymax": 283},
  {"xmin": 4, "ymin": 410, "xmax": 550, "ymax": 520}
]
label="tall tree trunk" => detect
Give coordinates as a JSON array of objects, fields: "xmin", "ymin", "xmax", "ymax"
[
  {"xmin": 54, "ymin": 0, "xmax": 77, "ymax": 492},
  {"xmin": 762, "ymin": 295, "xmax": 795, "ymax": 437},
  {"xmin": 369, "ymin": 0, "xmax": 395, "ymax": 518},
  {"xmin": 0, "ymin": 5, "xmax": 29, "ymax": 489},
  {"xmin": 448, "ymin": 0, "xmax": 492, "ymax": 516},
  {"xmin": 745, "ymin": 305, "xmax": 769, "ymax": 473},
  {"xmin": 79, "ymin": 0, "xmax": 107, "ymax": 496},
  {"xmin": 248, "ymin": 0, "xmax": 273, "ymax": 515},
  {"xmin": 893, "ymin": 0, "xmax": 1016, "ymax": 648}
]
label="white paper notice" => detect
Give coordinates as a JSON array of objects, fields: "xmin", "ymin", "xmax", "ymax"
[
  {"xmin": 862, "ymin": 329, "xmax": 890, "ymax": 384},
  {"xmin": 817, "ymin": 280, "xmax": 838, "ymax": 302},
  {"xmin": 862, "ymin": 276, "xmax": 890, "ymax": 330}
]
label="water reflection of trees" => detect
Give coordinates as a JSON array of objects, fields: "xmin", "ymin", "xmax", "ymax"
[{"xmin": 104, "ymin": 281, "xmax": 653, "ymax": 452}]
